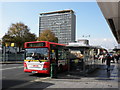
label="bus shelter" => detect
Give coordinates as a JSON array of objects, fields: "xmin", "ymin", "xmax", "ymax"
[{"xmin": 67, "ymin": 45, "xmax": 100, "ymax": 75}]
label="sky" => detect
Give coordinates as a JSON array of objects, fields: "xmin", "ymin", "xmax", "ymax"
[{"xmin": 0, "ymin": 1, "xmax": 118, "ymax": 49}]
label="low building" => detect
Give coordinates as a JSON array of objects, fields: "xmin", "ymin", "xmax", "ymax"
[{"xmin": 77, "ymin": 39, "xmax": 89, "ymax": 45}]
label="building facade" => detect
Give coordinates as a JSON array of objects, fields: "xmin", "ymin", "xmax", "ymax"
[{"xmin": 39, "ymin": 10, "xmax": 76, "ymax": 44}]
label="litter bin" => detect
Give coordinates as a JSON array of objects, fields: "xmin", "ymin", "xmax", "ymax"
[{"xmin": 50, "ymin": 63, "xmax": 57, "ymax": 78}]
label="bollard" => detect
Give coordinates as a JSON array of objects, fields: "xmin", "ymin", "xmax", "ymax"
[
  {"xmin": 50, "ymin": 63, "xmax": 57, "ymax": 78},
  {"xmin": 50, "ymin": 63, "xmax": 53, "ymax": 78}
]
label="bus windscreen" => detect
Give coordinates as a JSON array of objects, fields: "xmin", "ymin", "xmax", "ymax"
[{"xmin": 25, "ymin": 48, "xmax": 48, "ymax": 60}]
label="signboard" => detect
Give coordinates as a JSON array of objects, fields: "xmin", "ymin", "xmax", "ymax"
[
  {"xmin": 27, "ymin": 42, "xmax": 45, "ymax": 47},
  {"xmin": 11, "ymin": 43, "xmax": 15, "ymax": 47}
]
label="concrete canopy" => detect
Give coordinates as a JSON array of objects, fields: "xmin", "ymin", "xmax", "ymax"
[{"xmin": 97, "ymin": 0, "xmax": 120, "ymax": 44}]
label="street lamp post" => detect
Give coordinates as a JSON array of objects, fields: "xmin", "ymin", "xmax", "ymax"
[
  {"xmin": 11, "ymin": 43, "xmax": 17, "ymax": 61},
  {"xmin": 3, "ymin": 46, "xmax": 6, "ymax": 62}
]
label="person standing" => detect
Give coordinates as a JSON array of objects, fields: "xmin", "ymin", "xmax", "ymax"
[{"xmin": 106, "ymin": 54, "xmax": 111, "ymax": 71}]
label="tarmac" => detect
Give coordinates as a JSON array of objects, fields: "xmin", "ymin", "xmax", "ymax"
[{"xmin": 0, "ymin": 61, "xmax": 23, "ymax": 64}]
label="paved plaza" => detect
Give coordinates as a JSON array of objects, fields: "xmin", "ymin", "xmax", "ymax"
[{"xmin": 15, "ymin": 61, "xmax": 119, "ymax": 89}]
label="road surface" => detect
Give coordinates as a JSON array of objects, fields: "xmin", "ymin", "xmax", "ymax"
[{"xmin": 1, "ymin": 62, "xmax": 119, "ymax": 89}]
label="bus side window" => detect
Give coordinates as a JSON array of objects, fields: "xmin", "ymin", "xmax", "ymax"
[{"xmin": 58, "ymin": 49, "xmax": 66, "ymax": 60}]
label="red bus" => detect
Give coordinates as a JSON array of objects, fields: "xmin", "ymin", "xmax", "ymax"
[{"xmin": 24, "ymin": 41, "xmax": 68, "ymax": 74}]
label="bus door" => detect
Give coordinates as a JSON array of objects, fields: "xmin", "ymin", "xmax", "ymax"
[
  {"xmin": 50, "ymin": 47, "xmax": 58, "ymax": 76},
  {"xmin": 50, "ymin": 49, "xmax": 58, "ymax": 64}
]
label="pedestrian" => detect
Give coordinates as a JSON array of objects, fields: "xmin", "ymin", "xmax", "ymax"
[
  {"xmin": 117, "ymin": 53, "xmax": 120, "ymax": 63},
  {"xmin": 102, "ymin": 55, "xmax": 106, "ymax": 63},
  {"xmin": 98, "ymin": 54, "xmax": 105, "ymax": 63},
  {"xmin": 106, "ymin": 54, "xmax": 111, "ymax": 71},
  {"xmin": 114, "ymin": 54, "xmax": 119, "ymax": 63}
]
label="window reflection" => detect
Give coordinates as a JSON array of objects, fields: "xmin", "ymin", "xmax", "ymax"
[{"xmin": 25, "ymin": 48, "xmax": 48, "ymax": 60}]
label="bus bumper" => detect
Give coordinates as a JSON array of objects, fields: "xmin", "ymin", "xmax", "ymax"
[{"xmin": 24, "ymin": 69, "xmax": 50, "ymax": 74}]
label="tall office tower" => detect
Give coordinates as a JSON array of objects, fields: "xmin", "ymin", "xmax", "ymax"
[{"xmin": 39, "ymin": 10, "xmax": 76, "ymax": 44}]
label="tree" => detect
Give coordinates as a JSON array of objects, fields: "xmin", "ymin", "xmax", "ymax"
[
  {"xmin": 2, "ymin": 22, "xmax": 37, "ymax": 50},
  {"xmin": 38, "ymin": 30, "xmax": 58, "ymax": 43},
  {"xmin": 2, "ymin": 34, "xmax": 14, "ymax": 46}
]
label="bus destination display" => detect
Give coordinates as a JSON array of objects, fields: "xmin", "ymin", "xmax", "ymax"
[{"xmin": 27, "ymin": 42, "xmax": 45, "ymax": 47}]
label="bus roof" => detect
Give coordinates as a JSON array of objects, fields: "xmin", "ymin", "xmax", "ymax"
[{"xmin": 24, "ymin": 41, "xmax": 66, "ymax": 48}]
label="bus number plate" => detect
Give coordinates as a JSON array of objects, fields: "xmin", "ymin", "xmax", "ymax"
[
  {"xmin": 33, "ymin": 65, "xmax": 42, "ymax": 68},
  {"xmin": 32, "ymin": 71, "xmax": 38, "ymax": 73},
  {"xmin": 33, "ymin": 65, "xmax": 38, "ymax": 67}
]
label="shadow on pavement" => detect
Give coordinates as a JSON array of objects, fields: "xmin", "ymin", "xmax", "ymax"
[
  {"xmin": 29, "ymin": 73, "xmax": 50, "ymax": 78},
  {"xmin": 56, "ymin": 64, "xmax": 118, "ymax": 81},
  {"xmin": 2, "ymin": 79, "xmax": 28, "ymax": 89},
  {"xmin": 2, "ymin": 79, "xmax": 54, "ymax": 90},
  {"xmin": 19, "ymin": 80, "xmax": 54, "ymax": 89}
]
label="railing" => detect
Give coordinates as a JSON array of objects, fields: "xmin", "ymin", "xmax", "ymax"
[
  {"xmin": 0, "ymin": 50, "xmax": 2, "ymax": 61},
  {"xmin": 1, "ymin": 53, "xmax": 24, "ymax": 62}
]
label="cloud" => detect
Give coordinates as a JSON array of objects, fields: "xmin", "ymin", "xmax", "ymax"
[{"xmin": 89, "ymin": 38, "xmax": 118, "ymax": 49}]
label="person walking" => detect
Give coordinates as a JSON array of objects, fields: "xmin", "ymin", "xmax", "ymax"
[
  {"xmin": 99, "ymin": 54, "xmax": 105, "ymax": 63},
  {"xmin": 106, "ymin": 54, "xmax": 111, "ymax": 71},
  {"xmin": 102, "ymin": 55, "xmax": 106, "ymax": 63},
  {"xmin": 114, "ymin": 54, "xmax": 119, "ymax": 63}
]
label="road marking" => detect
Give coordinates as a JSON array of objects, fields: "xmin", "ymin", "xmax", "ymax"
[{"xmin": 0, "ymin": 66, "xmax": 24, "ymax": 70}]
